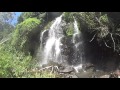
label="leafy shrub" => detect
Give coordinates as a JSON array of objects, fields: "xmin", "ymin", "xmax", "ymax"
[
  {"xmin": 0, "ymin": 46, "xmax": 58, "ymax": 78},
  {"xmin": 17, "ymin": 12, "xmax": 46, "ymax": 23},
  {"xmin": 0, "ymin": 44, "xmax": 32, "ymax": 78},
  {"xmin": 63, "ymin": 12, "xmax": 74, "ymax": 23},
  {"xmin": 66, "ymin": 23, "xmax": 74, "ymax": 36}
]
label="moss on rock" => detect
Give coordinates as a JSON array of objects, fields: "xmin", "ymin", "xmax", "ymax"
[
  {"xmin": 65, "ymin": 23, "xmax": 74, "ymax": 36},
  {"xmin": 11, "ymin": 18, "xmax": 41, "ymax": 55}
]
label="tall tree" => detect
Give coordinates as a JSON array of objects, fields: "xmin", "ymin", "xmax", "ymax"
[{"xmin": 0, "ymin": 12, "xmax": 15, "ymax": 40}]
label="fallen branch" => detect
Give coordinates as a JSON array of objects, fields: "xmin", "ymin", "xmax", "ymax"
[
  {"xmin": 27, "ymin": 66, "xmax": 54, "ymax": 73},
  {"xmin": 39, "ymin": 66, "xmax": 53, "ymax": 71},
  {"xmin": 110, "ymin": 33, "xmax": 115, "ymax": 51},
  {"xmin": 28, "ymin": 65, "xmax": 60, "ymax": 74}
]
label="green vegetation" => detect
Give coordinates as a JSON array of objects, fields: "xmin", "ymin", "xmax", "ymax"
[
  {"xmin": 0, "ymin": 43, "xmax": 58, "ymax": 78},
  {"xmin": 1, "ymin": 12, "xmax": 120, "ymax": 78},
  {"xmin": 0, "ymin": 12, "xmax": 58, "ymax": 78},
  {"xmin": 17, "ymin": 12, "xmax": 46, "ymax": 23},
  {"xmin": 11, "ymin": 18, "xmax": 41, "ymax": 54},
  {"xmin": 66, "ymin": 23, "xmax": 74, "ymax": 36},
  {"xmin": 0, "ymin": 44, "xmax": 32, "ymax": 77}
]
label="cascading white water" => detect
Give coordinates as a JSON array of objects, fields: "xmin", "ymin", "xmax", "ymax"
[
  {"xmin": 41, "ymin": 15, "xmax": 64, "ymax": 65},
  {"xmin": 40, "ymin": 29, "xmax": 48, "ymax": 50},
  {"xmin": 72, "ymin": 18, "xmax": 84, "ymax": 71},
  {"xmin": 36, "ymin": 29, "xmax": 48, "ymax": 65},
  {"xmin": 55, "ymin": 37, "xmax": 63, "ymax": 61},
  {"xmin": 72, "ymin": 17, "xmax": 80, "ymax": 44},
  {"xmin": 39, "ymin": 14, "xmax": 85, "ymax": 73}
]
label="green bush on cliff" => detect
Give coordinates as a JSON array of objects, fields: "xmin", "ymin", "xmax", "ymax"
[
  {"xmin": 17, "ymin": 12, "xmax": 46, "ymax": 23},
  {"xmin": 99, "ymin": 14, "xmax": 109, "ymax": 25},
  {"xmin": 0, "ymin": 44, "xmax": 58, "ymax": 78},
  {"xmin": 63, "ymin": 12, "xmax": 80, "ymax": 36},
  {"xmin": 77, "ymin": 12, "xmax": 98, "ymax": 29},
  {"xmin": 66, "ymin": 23, "xmax": 74, "ymax": 36},
  {"xmin": 76, "ymin": 12, "xmax": 109, "ymax": 39},
  {"xmin": 11, "ymin": 18, "xmax": 41, "ymax": 54},
  {"xmin": 63, "ymin": 12, "xmax": 74, "ymax": 23}
]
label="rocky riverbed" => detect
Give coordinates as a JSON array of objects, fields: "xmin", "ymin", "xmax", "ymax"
[{"xmin": 32, "ymin": 61, "xmax": 120, "ymax": 78}]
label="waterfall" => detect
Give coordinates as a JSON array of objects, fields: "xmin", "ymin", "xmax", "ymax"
[
  {"xmin": 39, "ymin": 15, "xmax": 85, "ymax": 73},
  {"xmin": 40, "ymin": 15, "xmax": 64, "ymax": 65},
  {"xmin": 72, "ymin": 17, "xmax": 80, "ymax": 44},
  {"xmin": 72, "ymin": 18, "xmax": 84, "ymax": 71},
  {"xmin": 40, "ymin": 29, "xmax": 48, "ymax": 50}
]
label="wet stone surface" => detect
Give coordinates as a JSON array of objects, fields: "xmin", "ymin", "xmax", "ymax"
[{"xmin": 37, "ymin": 61, "xmax": 120, "ymax": 78}]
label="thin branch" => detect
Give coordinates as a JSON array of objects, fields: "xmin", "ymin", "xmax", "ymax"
[
  {"xmin": 110, "ymin": 33, "xmax": 116, "ymax": 51},
  {"xmin": 89, "ymin": 33, "xmax": 97, "ymax": 42},
  {"xmin": 0, "ymin": 38, "xmax": 9, "ymax": 45},
  {"xmin": 27, "ymin": 66, "xmax": 59, "ymax": 73},
  {"xmin": 104, "ymin": 40, "xmax": 111, "ymax": 48}
]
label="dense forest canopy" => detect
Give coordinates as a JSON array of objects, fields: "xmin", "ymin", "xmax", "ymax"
[{"xmin": 1, "ymin": 12, "xmax": 120, "ymax": 78}]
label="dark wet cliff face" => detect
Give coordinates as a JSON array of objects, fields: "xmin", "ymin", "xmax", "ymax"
[
  {"xmin": 107, "ymin": 12, "xmax": 120, "ymax": 21},
  {"xmin": 107, "ymin": 12, "xmax": 120, "ymax": 27},
  {"xmin": 46, "ymin": 12, "xmax": 63, "ymax": 21}
]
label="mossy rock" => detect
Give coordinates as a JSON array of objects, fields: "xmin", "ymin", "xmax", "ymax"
[{"xmin": 11, "ymin": 18, "xmax": 41, "ymax": 55}]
